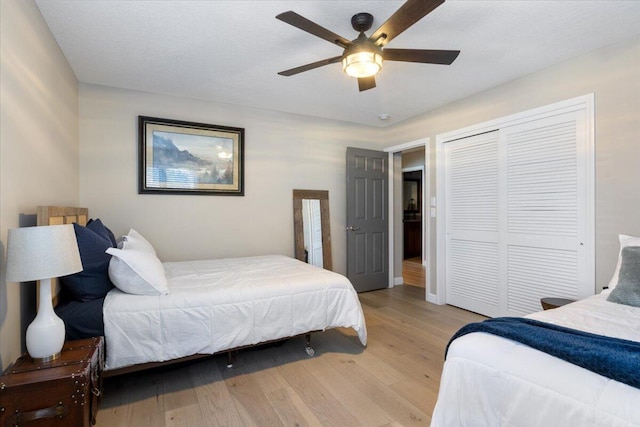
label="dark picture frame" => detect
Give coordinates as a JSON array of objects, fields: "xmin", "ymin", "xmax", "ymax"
[{"xmin": 138, "ymin": 116, "xmax": 244, "ymax": 196}]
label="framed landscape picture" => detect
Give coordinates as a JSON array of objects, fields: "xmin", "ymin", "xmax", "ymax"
[{"xmin": 138, "ymin": 116, "xmax": 244, "ymax": 196}]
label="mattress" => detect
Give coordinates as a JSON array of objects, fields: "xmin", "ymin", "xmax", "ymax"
[
  {"xmin": 103, "ymin": 255, "xmax": 367, "ymax": 370},
  {"xmin": 431, "ymin": 290, "xmax": 640, "ymax": 427}
]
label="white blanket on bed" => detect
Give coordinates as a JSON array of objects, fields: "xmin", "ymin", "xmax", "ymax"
[
  {"xmin": 103, "ymin": 255, "xmax": 367, "ymax": 370},
  {"xmin": 431, "ymin": 290, "xmax": 640, "ymax": 427}
]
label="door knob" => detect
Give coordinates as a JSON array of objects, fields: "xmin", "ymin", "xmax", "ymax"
[{"xmin": 346, "ymin": 226, "xmax": 360, "ymax": 231}]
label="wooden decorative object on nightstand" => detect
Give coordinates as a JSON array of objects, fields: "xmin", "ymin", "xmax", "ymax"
[
  {"xmin": 540, "ymin": 297, "xmax": 576, "ymax": 310},
  {"xmin": 0, "ymin": 336, "xmax": 104, "ymax": 426}
]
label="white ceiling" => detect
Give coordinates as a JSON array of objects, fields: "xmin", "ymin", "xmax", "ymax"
[{"xmin": 35, "ymin": 1, "xmax": 640, "ymax": 127}]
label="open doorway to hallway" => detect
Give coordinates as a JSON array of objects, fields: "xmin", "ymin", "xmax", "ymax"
[
  {"xmin": 402, "ymin": 166, "xmax": 425, "ymax": 288},
  {"xmin": 385, "ymin": 139, "xmax": 429, "ymax": 296}
]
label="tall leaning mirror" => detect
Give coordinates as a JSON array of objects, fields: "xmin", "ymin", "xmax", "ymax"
[{"xmin": 293, "ymin": 189, "xmax": 332, "ymax": 271}]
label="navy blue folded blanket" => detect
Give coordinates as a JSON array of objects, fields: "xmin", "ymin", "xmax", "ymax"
[{"xmin": 446, "ymin": 317, "xmax": 640, "ymax": 389}]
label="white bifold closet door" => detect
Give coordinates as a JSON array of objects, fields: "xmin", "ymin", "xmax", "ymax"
[{"xmin": 445, "ymin": 110, "xmax": 590, "ymax": 317}]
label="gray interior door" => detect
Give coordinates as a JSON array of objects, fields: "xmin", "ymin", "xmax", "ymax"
[{"xmin": 346, "ymin": 147, "xmax": 389, "ymax": 292}]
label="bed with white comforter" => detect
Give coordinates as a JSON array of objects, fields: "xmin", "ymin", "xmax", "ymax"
[
  {"xmin": 431, "ymin": 289, "xmax": 640, "ymax": 427},
  {"xmin": 103, "ymin": 255, "xmax": 367, "ymax": 371}
]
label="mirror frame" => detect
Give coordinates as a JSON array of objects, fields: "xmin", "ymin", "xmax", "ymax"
[{"xmin": 293, "ymin": 189, "xmax": 332, "ymax": 271}]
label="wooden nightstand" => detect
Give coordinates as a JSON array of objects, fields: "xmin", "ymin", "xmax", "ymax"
[
  {"xmin": 0, "ymin": 336, "xmax": 104, "ymax": 426},
  {"xmin": 540, "ymin": 297, "xmax": 576, "ymax": 310}
]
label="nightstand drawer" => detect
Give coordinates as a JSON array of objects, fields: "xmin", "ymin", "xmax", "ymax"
[{"xmin": 0, "ymin": 337, "xmax": 103, "ymax": 427}]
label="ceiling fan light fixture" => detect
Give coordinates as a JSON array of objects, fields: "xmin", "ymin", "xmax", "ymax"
[
  {"xmin": 342, "ymin": 51, "xmax": 383, "ymax": 78},
  {"xmin": 276, "ymin": 1, "xmax": 460, "ymax": 91}
]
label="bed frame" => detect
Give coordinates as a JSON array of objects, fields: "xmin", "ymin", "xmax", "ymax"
[
  {"xmin": 106, "ymin": 333, "xmax": 315, "ymax": 377},
  {"xmin": 37, "ymin": 206, "xmax": 316, "ymax": 377}
]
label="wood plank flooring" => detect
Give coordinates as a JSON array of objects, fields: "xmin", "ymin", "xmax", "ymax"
[
  {"xmin": 96, "ymin": 286, "xmax": 485, "ymax": 427},
  {"xmin": 402, "ymin": 258, "xmax": 426, "ymax": 288}
]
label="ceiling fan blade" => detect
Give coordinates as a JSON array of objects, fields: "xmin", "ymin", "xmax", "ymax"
[
  {"xmin": 278, "ymin": 56, "xmax": 342, "ymax": 77},
  {"xmin": 358, "ymin": 76, "xmax": 376, "ymax": 92},
  {"xmin": 276, "ymin": 11, "xmax": 351, "ymax": 49},
  {"xmin": 370, "ymin": 0, "xmax": 445, "ymax": 46},
  {"xmin": 383, "ymin": 48, "xmax": 460, "ymax": 65}
]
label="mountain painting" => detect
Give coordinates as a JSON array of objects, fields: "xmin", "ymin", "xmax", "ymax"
[
  {"xmin": 139, "ymin": 116, "xmax": 244, "ymax": 195},
  {"xmin": 149, "ymin": 131, "xmax": 234, "ymax": 187}
]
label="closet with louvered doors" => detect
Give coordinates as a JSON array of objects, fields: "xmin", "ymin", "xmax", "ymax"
[{"xmin": 443, "ymin": 98, "xmax": 594, "ymax": 318}]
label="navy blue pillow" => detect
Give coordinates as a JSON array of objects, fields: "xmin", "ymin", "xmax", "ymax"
[
  {"xmin": 59, "ymin": 222, "xmax": 115, "ymax": 302},
  {"xmin": 87, "ymin": 218, "xmax": 117, "ymax": 247},
  {"xmin": 55, "ymin": 297, "xmax": 105, "ymax": 340}
]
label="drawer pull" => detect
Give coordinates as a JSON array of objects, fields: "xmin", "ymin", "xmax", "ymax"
[{"xmin": 7, "ymin": 403, "xmax": 69, "ymax": 425}]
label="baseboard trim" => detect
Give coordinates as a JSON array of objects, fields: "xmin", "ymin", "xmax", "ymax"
[
  {"xmin": 427, "ymin": 292, "xmax": 440, "ymax": 304},
  {"xmin": 394, "ymin": 277, "xmax": 404, "ymax": 286}
]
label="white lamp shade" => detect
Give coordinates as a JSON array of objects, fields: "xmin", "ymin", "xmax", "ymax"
[{"xmin": 6, "ymin": 224, "xmax": 82, "ymax": 283}]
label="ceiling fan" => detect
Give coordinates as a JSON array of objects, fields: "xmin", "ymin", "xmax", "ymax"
[{"xmin": 276, "ymin": 0, "xmax": 460, "ymax": 92}]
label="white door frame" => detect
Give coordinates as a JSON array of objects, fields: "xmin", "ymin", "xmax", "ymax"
[
  {"xmin": 435, "ymin": 94, "xmax": 595, "ymax": 306},
  {"xmin": 384, "ymin": 138, "xmax": 432, "ymax": 301}
]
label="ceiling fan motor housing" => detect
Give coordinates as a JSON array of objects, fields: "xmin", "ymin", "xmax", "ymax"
[
  {"xmin": 343, "ymin": 32, "xmax": 383, "ymax": 57},
  {"xmin": 351, "ymin": 12, "xmax": 374, "ymax": 33}
]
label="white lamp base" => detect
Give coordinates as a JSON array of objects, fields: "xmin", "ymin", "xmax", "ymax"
[{"xmin": 26, "ymin": 278, "xmax": 65, "ymax": 361}]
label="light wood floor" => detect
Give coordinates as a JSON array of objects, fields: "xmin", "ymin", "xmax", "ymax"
[
  {"xmin": 403, "ymin": 257, "xmax": 426, "ymax": 288},
  {"xmin": 96, "ymin": 286, "xmax": 485, "ymax": 426}
]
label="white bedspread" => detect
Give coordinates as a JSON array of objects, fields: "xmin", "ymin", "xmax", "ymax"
[
  {"xmin": 103, "ymin": 255, "xmax": 367, "ymax": 370},
  {"xmin": 431, "ymin": 290, "xmax": 640, "ymax": 427}
]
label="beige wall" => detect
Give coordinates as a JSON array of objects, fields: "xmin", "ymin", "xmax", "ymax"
[
  {"xmin": 0, "ymin": 0, "xmax": 79, "ymax": 370},
  {"xmin": 78, "ymin": 84, "xmax": 383, "ymax": 275},
  {"xmin": 383, "ymin": 35, "xmax": 640, "ymax": 296}
]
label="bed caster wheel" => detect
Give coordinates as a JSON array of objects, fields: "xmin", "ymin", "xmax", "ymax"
[{"xmin": 305, "ymin": 346, "xmax": 315, "ymax": 357}]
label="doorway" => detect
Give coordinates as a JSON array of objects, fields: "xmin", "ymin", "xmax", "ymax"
[
  {"xmin": 384, "ymin": 139, "xmax": 430, "ymax": 299},
  {"xmin": 402, "ymin": 169, "xmax": 424, "ymax": 288},
  {"xmin": 403, "ymin": 170, "xmax": 422, "ymax": 261}
]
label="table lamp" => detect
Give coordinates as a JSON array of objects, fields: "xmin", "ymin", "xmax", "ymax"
[{"xmin": 6, "ymin": 224, "xmax": 82, "ymax": 361}]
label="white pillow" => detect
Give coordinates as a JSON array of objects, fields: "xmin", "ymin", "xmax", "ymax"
[
  {"xmin": 106, "ymin": 247, "xmax": 168, "ymax": 295},
  {"xmin": 608, "ymin": 234, "xmax": 640, "ymax": 289},
  {"xmin": 122, "ymin": 229, "xmax": 156, "ymax": 255}
]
